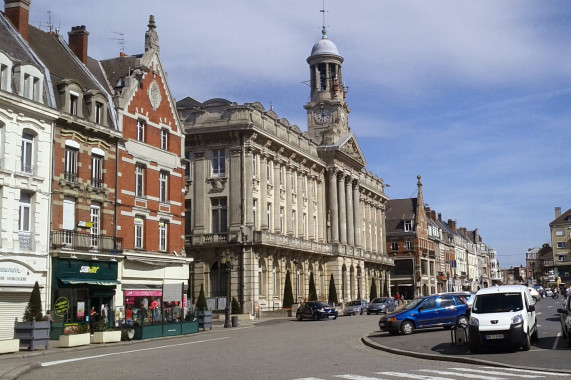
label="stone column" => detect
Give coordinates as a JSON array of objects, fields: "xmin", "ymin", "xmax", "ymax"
[
  {"xmin": 327, "ymin": 168, "xmax": 339, "ymax": 243},
  {"xmin": 229, "ymin": 148, "xmax": 242, "ymax": 234},
  {"xmin": 260, "ymin": 155, "xmax": 268, "ymax": 230},
  {"xmin": 338, "ymin": 173, "xmax": 347, "ymax": 244},
  {"xmin": 286, "ymin": 165, "xmax": 293, "ymax": 235},
  {"xmin": 192, "ymin": 152, "xmax": 205, "ymax": 235},
  {"xmin": 318, "ymin": 178, "xmax": 326, "ymax": 242},
  {"xmin": 297, "ymin": 172, "xmax": 303, "ymax": 236},
  {"xmin": 244, "ymin": 148, "xmax": 254, "ymax": 228},
  {"xmin": 308, "ymin": 176, "xmax": 315, "ymax": 239},
  {"xmin": 346, "ymin": 177, "xmax": 354, "ymax": 246},
  {"xmin": 273, "ymin": 162, "xmax": 281, "ymax": 233},
  {"xmin": 365, "ymin": 201, "xmax": 371, "ymax": 251},
  {"xmin": 353, "ymin": 181, "xmax": 361, "ymax": 247}
]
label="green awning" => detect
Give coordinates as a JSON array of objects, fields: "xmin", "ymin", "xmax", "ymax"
[{"xmin": 59, "ymin": 278, "xmax": 120, "ymax": 286}]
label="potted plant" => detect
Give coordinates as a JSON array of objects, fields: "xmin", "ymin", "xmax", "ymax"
[
  {"xmin": 58, "ymin": 323, "xmax": 90, "ymax": 347},
  {"xmin": 92, "ymin": 319, "xmax": 121, "ymax": 344},
  {"xmin": 196, "ymin": 284, "xmax": 212, "ymax": 330},
  {"xmin": 13, "ymin": 281, "xmax": 50, "ymax": 351}
]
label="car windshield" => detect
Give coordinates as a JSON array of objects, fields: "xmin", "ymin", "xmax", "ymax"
[
  {"xmin": 312, "ymin": 302, "xmax": 330, "ymax": 308},
  {"xmin": 473, "ymin": 293, "xmax": 523, "ymax": 313},
  {"xmin": 372, "ymin": 298, "xmax": 387, "ymax": 304},
  {"xmin": 402, "ymin": 297, "xmax": 423, "ymax": 311},
  {"xmin": 348, "ymin": 301, "xmax": 361, "ymax": 306}
]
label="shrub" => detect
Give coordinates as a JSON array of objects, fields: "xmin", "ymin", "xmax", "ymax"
[
  {"xmin": 23, "ymin": 281, "xmax": 43, "ymax": 322},
  {"xmin": 328, "ymin": 274, "xmax": 338, "ymax": 305},
  {"xmin": 282, "ymin": 270, "xmax": 294, "ymax": 309},
  {"xmin": 196, "ymin": 284, "xmax": 208, "ymax": 311},
  {"xmin": 231, "ymin": 297, "xmax": 242, "ymax": 314},
  {"xmin": 308, "ymin": 272, "xmax": 318, "ymax": 301},
  {"xmin": 370, "ymin": 279, "xmax": 378, "ymax": 301}
]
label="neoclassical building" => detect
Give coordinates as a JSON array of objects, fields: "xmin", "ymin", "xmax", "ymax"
[{"xmin": 181, "ymin": 27, "xmax": 392, "ymax": 314}]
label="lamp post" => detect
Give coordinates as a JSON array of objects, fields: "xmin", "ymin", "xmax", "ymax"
[{"xmin": 221, "ymin": 254, "xmax": 233, "ymax": 328}]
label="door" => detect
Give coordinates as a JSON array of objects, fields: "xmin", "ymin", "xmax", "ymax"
[
  {"xmin": 416, "ymin": 298, "xmax": 438, "ymax": 327},
  {"xmin": 436, "ymin": 296, "xmax": 458, "ymax": 325}
]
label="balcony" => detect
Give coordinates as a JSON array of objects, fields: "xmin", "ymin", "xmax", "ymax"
[
  {"xmin": 186, "ymin": 233, "xmax": 229, "ymax": 246},
  {"xmin": 51, "ymin": 231, "xmax": 123, "ymax": 254},
  {"xmin": 64, "ymin": 171, "xmax": 77, "ymax": 183}
]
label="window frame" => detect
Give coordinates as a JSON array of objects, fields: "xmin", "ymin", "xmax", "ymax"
[
  {"xmin": 159, "ymin": 171, "xmax": 169, "ymax": 203},
  {"xmin": 159, "ymin": 220, "xmax": 168, "ymax": 252},
  {"xmin": 212, "ymin": 149, "xmax": 226, "ymax": 177},
  {"xmin": 137, "ymin": 119, "xmax": 146, "ymax": 142},
  {"xmin": 135, "ymin": 164, "xmax": 145, "ymax": 198},
  {"xmin": 160, "ymin": 128, "xmax": 169, "ymax": 150},
  {"xmin": 134, "ymin": 217, "xmax": 145, "ymax": 249}
]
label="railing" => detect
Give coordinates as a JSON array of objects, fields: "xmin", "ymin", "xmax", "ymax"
[
  {"xmin": 91, "ymin": 177, "xmax": 103, "ymax": 189},
  {"xmin": 20, "ymin": 164, "xmax": 36, "ymax": 176},
  {"xmin": 64, "ymin": 171, "xmax": 77, "ymax": 182},
  {"xmin": 51, "ymin": 231, "xmax": 123, "ymax": 253}
]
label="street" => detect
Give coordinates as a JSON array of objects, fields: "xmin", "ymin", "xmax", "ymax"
[{"xmin": 11, "ymin": 296, "xmax": 570, "ymax": 380}]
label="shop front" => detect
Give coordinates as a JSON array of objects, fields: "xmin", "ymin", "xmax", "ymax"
[{"xmin": 51, "ymin": 258, "xmax": 119, "ymax": 339}]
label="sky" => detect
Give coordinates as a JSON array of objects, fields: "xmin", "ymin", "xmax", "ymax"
[{"xmin": 25, "ymin": 1, "xmax": 571, "ymax": 269}]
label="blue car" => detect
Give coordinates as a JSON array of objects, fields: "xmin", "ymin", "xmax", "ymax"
[
  {"xmin": 378, "ymin": 294, "xmax": 469, "ymax": 335},
  {"xmin": 296, "ymin": 301, "xmax": 338, "ymax": 321}
]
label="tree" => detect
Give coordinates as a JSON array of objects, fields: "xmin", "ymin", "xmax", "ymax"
[
  {"xmin": 231, "ymin": 297, "xmax": 242, "ymax": 314},
  {"xmin": 196, "ymin": 284, "xmax": 208, "ymax": 311},
  {"xmin": 283, "ymin": 270, "xmax": 295, "ymax": 309},
  {"xmin": 23, "ymin": 281, "xmax": 43, "ymax": 322},
  {"xmin": 369, "ymin": 278, "xmax": 378, "ymax": 301},
  {"xmin": 308, "ymin": 272, "xmax": 318, "ymax": 301},
  {"xmin": 328, "ymin": 274, "xmax": 338, "ymax": 305}
]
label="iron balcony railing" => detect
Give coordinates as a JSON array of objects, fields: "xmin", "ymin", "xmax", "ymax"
[{"xmin": 51, "ymin": 231, "xmax": 123, "ymax": 253}]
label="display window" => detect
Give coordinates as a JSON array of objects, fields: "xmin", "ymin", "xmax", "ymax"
[
  {"xmin": 53, "ymin": 288, "xmax": 89, "ymax": 324},
  {"xmin": 125, "ymin": 290, "xmax": 162, "ymax": 325}
]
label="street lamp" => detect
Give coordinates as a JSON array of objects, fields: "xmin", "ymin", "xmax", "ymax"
[{"xmin": 221, "ymin": 254, "xmax": 233, "ymax": 328}]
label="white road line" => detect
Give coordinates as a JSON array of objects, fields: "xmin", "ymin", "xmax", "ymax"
[
  {"xmin": 450, "ymin": 367, "xmax": 545, "ymax": 378},
  {"xmin": 292, "ymin": 378, "xmax": 327, "ymax": 380},
  {"xmin": 482, "ymin": 367, "xmax": 571, "ymax": 376},
  {"xmin": 416, "ymin": 369, "xmax": 506, "ymax": 380},
  {"xmin": 376, "ymin": 371, "xmax": 454, "ymax": 380},
  {"xmin": 40, "ymin": 336, "xmax": 229, "ymax": 367},
  {"xmin": 553, "ymin": 332, "xmax": 562, "ymax": 350},
  {"xmin": 335, "ymin": 375, "xmax": 388, "ymax": 380}
]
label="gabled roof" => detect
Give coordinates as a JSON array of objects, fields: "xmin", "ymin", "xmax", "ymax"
[
  {"xmin": 99, "ymin": 55, "xmax": 141, "ymax": 93},
  {"xmin": 318, "ymin": 133, "xmax": 366, "ymax": 168},
  {"xmin": 550, "ymin": 208, "xmax": 571, "ymax": 226},
  {"xmin": 386, "ymin": 198, "xmax": 417, "ymax": 235}
]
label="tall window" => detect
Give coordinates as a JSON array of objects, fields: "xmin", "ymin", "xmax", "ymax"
[
  {"xmin": 0, "ymin": 64, "xmax": 7, "ymax": 90},
  {"xmin": 252, "ymin": 153, "xmax": 258, "ymax": 178},
  {"xmin": 135, "ymin": 165, "xmax": 145, "ymax": 197},
  {"xmin": 21, "ymin": 132, "xmax": 34, "ymax": 174},
  {"xmin": 211, "ymin": 197, "xmax": 227, "ymax": 233},
  {"xmin": 302, "ymin": 176, "xmax": 307, "ymax": 197},
  {"xmin": 18, "ymin": 192, "xmax": 33, "ymax": 250},
  {"xmin": 185, "ymin": 200, "xmax": 192, "ymax": 236},
  {"xmin": 258, "ymin": 260, "xmax": 265, "ymax": 296},
  {"xmin": 212, "ymin": 149, "xmax": 225, "ymax": 177},
  {"xmin": 137, "ymin": 120, "xmax": 145, "ymax": 142},
  {"xmin": 159, "ymin": 171, "xmax": 168, "ymax": 202},
  {"xmin": 159, "ymin": 221, "xmax": 168, "ymax": 252},
  {"xmin": 292, "ymin": 210, "xmax": 296, "ymax": 236},
  {"xmin": 302, "ymin": 213, "xmax": 307, "ymax": 237},
  {"xmin": 279, "ymin": 207, "xmax": 284, "ymax": 233},
  {"xmin": 91, "ymin": 154, "xmax": 103, "ymax": 188},
  {"xmin": 23, "ymin": 74, "xmax": 30, "ymax": 99},
  {"xmin": 404, "ymin": 220, "xmax": 413, "ymax": 232},
  {"xmin": 291, "ymin": 172, "xmax": 297, "ymax": 193},
  {"xmin": 266, "ymin": 203, "xmax": 272, "ymax": 230},
  {"xmin": 95, "ymin": 102, "xmax": 103, "ymax": 124},
  {"xmin": 253, "ymin": 199, "xmax": 258, "ymax": 230},
  {"xmin": 69, "ymin": 92, "xmax": 78, "ymax": 115},
  {"xmin": 266, "ymin": 161, "xmax": 272, "ymax": 184},
  {"xmin": 160, "ymin": 129, "xmax": 169, "ymax": 150},
  {"xmin": 90, "ymin": 203, "xmax": 100, "ymax": 248},
  {"xmin": 62, "ymin": 197, "xmax": 76, "ymax": 246},
  {"xmin": 134, "ymin": 217, "xmax": 144, "ymax": 249},
  {"xmin": 64, "ymin": 147, "xmax": 78, "ymax": 182}
]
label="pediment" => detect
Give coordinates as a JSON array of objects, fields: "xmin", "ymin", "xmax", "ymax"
[{"xmin": 338, "ymin": 134, "xmax": 366, "ymax": 168}]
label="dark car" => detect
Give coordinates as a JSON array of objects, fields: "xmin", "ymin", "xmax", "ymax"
[
  {"xmin": 296, "ymin": 301, "xmax": 338, "ymax": 321},
  {"xmin": 558, "ymin": 294, "xmax": 571, "ymax": 347},
  {"xmin": 367, "ymin": 297, "xmax": 395, "ymax": 315},
  {"xmin": 378, "ymin": 294, "xmax": 469, "ymax": 335}
]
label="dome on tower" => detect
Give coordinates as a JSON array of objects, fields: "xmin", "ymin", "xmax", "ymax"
[{"xmin": 309, "ymin": 27, "xmax": 340, "ymax": 58}]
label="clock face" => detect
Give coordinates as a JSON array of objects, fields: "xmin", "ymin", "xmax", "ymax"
[{"xmin": 315, "ymin": 109, "xmax": 330, "ymax": 123}]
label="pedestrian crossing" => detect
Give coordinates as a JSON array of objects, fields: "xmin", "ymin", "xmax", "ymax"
[{"xmin": 293, "ymin": 366, "xmax": 570, "ymax": 380}]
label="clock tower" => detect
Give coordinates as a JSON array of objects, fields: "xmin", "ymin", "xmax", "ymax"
[{"xmin": 304, "ymin": 26, "xmax": 350, "ymax": 146}]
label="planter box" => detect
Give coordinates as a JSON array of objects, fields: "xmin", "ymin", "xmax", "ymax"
[
  {"xmin": 133, "ymin": 324, "xmax": 163, "ymax": 340},
  {"xmin": 92, "ymin": 330, "xmax": 122, "ymax": 344},
  {"xmin": 197, "ymin": 311, "xmax": 212, "ymax": 331},
  {"xmin": 181, "ymin": 321, "xmax": 199, "ymax": 335},
  {"xmin": 59, "ymin": 333, "xmax": 90, "ymax": 347},
  {"xmin": 0, "ymin": 339, "xmax": 20, "ymax": 354},
  {"xmin": 13, "ymin": 320, "xmax": 50, "ymax": 351}
]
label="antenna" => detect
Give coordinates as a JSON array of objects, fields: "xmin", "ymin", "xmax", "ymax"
[
  {"xmin": 320, "ymin": 0, "xmax": 329, "ymax": 35},
  {"xmin": 110, "ymin": 31, "xmax": 126, "ymax": 54},
  {"xmin": 39, "ymin": 10, "xmax": 55, "ymax": 33}
]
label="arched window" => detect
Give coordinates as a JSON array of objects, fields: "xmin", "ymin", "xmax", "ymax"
[{"xmin": 210, "ymin": 261, "xmax": 228, "ymax": 298}]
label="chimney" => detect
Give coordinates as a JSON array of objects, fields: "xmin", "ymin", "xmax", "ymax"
[
  {"xmin": 555, "ymin": 207, "xmax": 562, "ymax": 218},
  {"xmin": 438, "ymin": 213, "xmax": 442, "ymax": 222},
  {"xmin": 68, "ymin": 25, "xmax": 89, "ymax": 64},
  {"xmin": 430, "ymin": 210, "xmax": 436, "ymax": 221},
  {"xmin": 448, "ymin": 219, "xmax": 456, "ymax": 232},
  {"xmin": 4, "ymin": 0, "xmax": 31, "ymax": 41}
]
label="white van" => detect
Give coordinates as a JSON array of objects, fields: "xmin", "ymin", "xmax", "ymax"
[{"xmin": 468, "ymin": 285, "xmax": 537, "ymax": 352}]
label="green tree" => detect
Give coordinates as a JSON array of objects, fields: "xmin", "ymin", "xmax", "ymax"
[
  {"xmin": 231, "ymin": 297, "xmax": 242, "ymax": 314},
  {"xmin": 283, "ymin": 270, "xmax": 295, "ymax": 309},
  {"xmin": 370, "ymin": 278, "xmax": 378, "ymax": 301},
  {"xmin": 308, "ymin": 272, "xmax": 318, "ymax": 301},
  {"xmin": 23, "ymin": 281, "xmax": 43, "ymax": 322},
  {"xmin": 328, "ymin": 274, "xmax": 338, "ymax": 306},
  {"xmin": 196, "ymin": 284, "xmax": 207, "ymax": 311}
]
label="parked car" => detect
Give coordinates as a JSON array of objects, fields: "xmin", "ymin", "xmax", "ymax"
[
  {"xmin": 343, "ymin": 300, "xmax": 368, "ymax": 316},
  {"xmin": 440, "ymin": 292, "xmax": 476, "ymax": 308},
  {"xmin": 468, "ymin": 285, "xmax": 538, "ymax": 353},
  {"xmin": 528, "ymin": 287, "xmax": 541, "ymax": 302},
  {"xmin": 367, "ymin": 297, "xmax": 395, "ymax": 315},
  {"xmin": 545, "ymin": 289, "xmax": 553, "ymax": 297},
  {"xmin": 557, "ymin": 295, "xmax": 571, "ymax": 347},
  {"xmin": 296, "ymin": 301, "xmax": 338, "ymax": 321},
  {"xmin": 378, "ymin": 294, "xmax": 469, "ymax": 335}
]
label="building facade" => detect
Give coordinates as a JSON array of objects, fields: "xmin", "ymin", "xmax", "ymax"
[
  {"xmin": 550, "ymin": 207, "xmax": 571, "ymax": 286},
  {"xmin": 182, "ymin": 27, "xmax": 392, "ymax": 313}
]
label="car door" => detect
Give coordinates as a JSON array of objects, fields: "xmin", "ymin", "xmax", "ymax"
[
  {"xmin": 436, "ymin": 296, "xmax": 459, "ymax": 325},
  {"xmin": 416, "ymin": 298, "xmax": 438, "ymax": 327}
]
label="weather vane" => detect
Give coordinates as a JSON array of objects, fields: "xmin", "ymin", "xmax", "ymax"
[{"xmin": 320, "ymin": 0, "xmax": 329, "ymax": 37}]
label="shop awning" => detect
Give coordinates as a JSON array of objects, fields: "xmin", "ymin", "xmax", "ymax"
[{"xmin": 59, "ymin": 278, "xmax": 120, "ymax": 286}]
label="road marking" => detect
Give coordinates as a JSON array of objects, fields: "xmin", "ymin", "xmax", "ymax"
[
  {"xmin": 450, "ymin": 367, "xmax": 546, "ymax": 378},
  {"xmin": 377, "ymin": 371, "xmax": 454, "ymax": 380},
  {"xmin": 553, "ymin": 332, "xmax": 562, "ymax": 350},
  {"xmin": 335, "ymin": 375, "xmax": 388, "ymax": 380},
  {"xmin": 40, "ymin": 336, "xmax": 229, "ymax": 367},
  {"xmin": 482, "ymin": 367, "xmax": 571, "ymax": 376},
  {"xmin": 415, "ymin": 369, "xmax": 505, "ymax": 380}
]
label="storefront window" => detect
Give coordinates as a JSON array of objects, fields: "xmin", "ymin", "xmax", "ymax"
[
  {"xmin": 124, "ymin": 290, "xmax": 162, "ymax": 326},
  {"xmin": 53, "ymin": 288, "xmax": 89, "ymax": 324}
]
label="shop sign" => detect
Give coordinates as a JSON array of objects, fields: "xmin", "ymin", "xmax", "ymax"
[
  {"xmin": 54, "ymin": 297, "xmax": 70, "ymax": 317},
  {"xmin": 77, "ymin": 221, "xmax": 93, "ymax": 228},
  {"xmin": 0, "ymin": 261, "xmax": 40, "ymax": 286},
  {"xmin": 125, "ymin": 290, "xmax": 162, "ymax": 297},
  {"xmin": 79, "ymin": 266, "xmax": 99, "ymax": 274}
]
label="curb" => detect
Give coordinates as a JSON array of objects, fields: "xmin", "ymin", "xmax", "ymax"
[{"xmin": 361, "ymin": 335, "xmax": 571, "ymax": 375}]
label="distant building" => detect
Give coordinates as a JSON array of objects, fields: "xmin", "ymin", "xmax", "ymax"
[{"xmin": 550, "ymin": 207, "xmax": 571, "ymax": 285}]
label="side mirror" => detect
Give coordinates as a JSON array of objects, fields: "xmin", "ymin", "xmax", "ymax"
[{"xmin": 528, "ymin": 304, "xmax": 535, "ymax": 312}]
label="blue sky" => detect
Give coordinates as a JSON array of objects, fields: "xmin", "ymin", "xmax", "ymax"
[{"xmin": 27, "ymin": 1, "xmax": 571, "ymax": 268}]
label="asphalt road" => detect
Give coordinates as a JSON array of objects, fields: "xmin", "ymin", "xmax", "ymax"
[{"xmin": 4, "ymin": 297, "xmax": 568, "ymax": 380}]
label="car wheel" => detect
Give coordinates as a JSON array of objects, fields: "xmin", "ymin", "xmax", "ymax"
[
  {"xmin": 333, "ymin": 315, "xmax": 337, "ymax": 320},
  {"xmin": 360, "ymin": 309, "xmax": 363, "ymax": 315},
  {"xmin": 468, "ymin": 342, "xmax": 479, "ymax": 353},
  {"xmin": 531, "ymin": 325, "xmax": 538, "ymax": 342},
  {"xmin": 521, "ymin": 332, "xmax": 531, "ymax": 351},
  {"xmin": 313, "ymin": 313, "xmax": 320, "ymax": 321},
  {"xmin": 400, "ymin": 320, "xmax": 414, "ymax": 335},
  {"xmin": 296, "ymin": 313, "xmax": 302, "ymax": 321},
  {"xmin": 456, "ymin": 315, "xmax": 468, "ymax": 327},
  {"xmin": 367, "ymin": 311, "xmax": 370, "ymax": 315}
]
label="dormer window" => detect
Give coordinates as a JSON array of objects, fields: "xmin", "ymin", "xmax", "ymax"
[
  {"xmin": 0, "ymin": 64, "xmax": 8, "ymax": 91},
  {"xmin": 16, "ymin": 64, "xmax": 43, "ymax": 103},
  {"xmin": 95, "ymin": 102, "xmax": 103, "ymax": 124},
  {"xmin": 404, "ymin": 220, "xmax": 413, "ymax": 232},
  {"xmin": 69, "ymin": 91, "xmax": 79, "ymax": 115}
]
